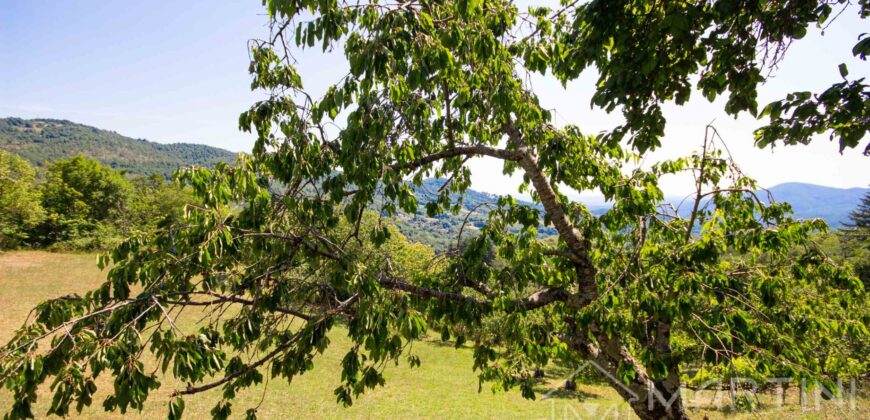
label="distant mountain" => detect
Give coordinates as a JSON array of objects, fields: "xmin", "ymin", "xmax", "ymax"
[
  {"xmin": 661, "ymin": 183, "xmax": 868, "ymax": 228},
  {"xmin": 395, "ymin": 181, "xmax": 867, "ymax": 249},
  {"xmin": 0, "ymin": 117, "xmax": 236, "ymax": 178},
  {"xmin": 763, "ymin": 183, "xmax": 868, "ymax": 227}
]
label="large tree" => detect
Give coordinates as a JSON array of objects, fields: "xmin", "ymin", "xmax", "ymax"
[
  {"xmin": 36, "ymin": 154, "xmax": 131, "ymax": 246},
  {"xmin": 0, "ymin": 151, "xmax": 44, "ymax": 249},
  {"xmin": 2, "ymin": 1, "xmax": 868, "ymax": 419}
]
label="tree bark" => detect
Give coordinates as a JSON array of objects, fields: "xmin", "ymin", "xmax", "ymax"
[
  {"xmin": 628, "ymin": 384, "xmax": 688, "ymax": 420},
  {"xmin": 565, "ymin": 321, "xmax": 689, "ymax": 420}
]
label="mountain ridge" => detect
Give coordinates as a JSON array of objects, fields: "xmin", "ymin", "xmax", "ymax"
[
  {"xmin": 0, "ymin": 117, "xmax": 236, "ymax": 178},
  {"xmin": 1, "ymin": 117, "xmax": 864, "ymax": 245},
  {"xmin": 763, "ymin": 182, "xmax": 868, "ymax": 227}
]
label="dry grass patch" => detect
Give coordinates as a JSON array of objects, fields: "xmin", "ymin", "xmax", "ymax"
[{"xmin": 0, "ymin": 251, "xmax": 866, "ymax": 419}]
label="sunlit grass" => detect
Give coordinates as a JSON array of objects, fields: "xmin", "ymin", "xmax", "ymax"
[{"xmin": 0, "ymin": 251, "xmax": 866, "ymax": 419}]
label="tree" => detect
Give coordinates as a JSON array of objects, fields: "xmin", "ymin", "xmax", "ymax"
[
  {"xmin": 846, "ymin": 190, "xmax": 870, "ymax": 233},
  {"xmin": 2, "ymin": 2, "xmax": 868, "ymax": 420},
  {"xmin": 843, "ymin": 191, "xmax": 870, "ymax": 286},
  {"xmin": 0, "ymin": 151, "xmax": 44, "ymax": 249},
  {"xmin": 123, "ymin": 174, "xmax": 198, "ymax": 235},
  {"xmin": 36, "ymin": 154, "xmax": 131, "ymax": 247}
]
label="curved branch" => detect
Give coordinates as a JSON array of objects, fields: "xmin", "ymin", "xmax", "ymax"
[
  {"xmin": 379, "ymin": 277, "xmax": 488, "ymax": 305},
  {"xmin": 389, "ymin": 145, "xmax": 521, "ymax": 172},
  {"xmin": 169, "ymin": 294, "xmax": 360, "ymax": 397},
  {"xmin": 171, "ymin": 329, "xmax": 306, "ymax": 397},
  {"xmin": 165, "ymin": 291, "xmax": 314, "ymax": 321},
  {"xmin": 380, "ymin": 275, "xmax": 575, "ymax": 312},
  {"xmin": 515, "ymin": 287, "xmax": 575, "ymax": 310}
]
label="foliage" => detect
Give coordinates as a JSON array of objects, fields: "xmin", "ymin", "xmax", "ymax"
[
  {"xmin": 755, "ymin": 74, "xmax": 870, "ymax": 155},
  {"xmin": 6, "ymin": 153, "xmax": 199, "ymax": 251},
  {"xmin": 0, "ymin": 118, "xmax": 236, "ymax": 178},
  {"xmin": 754, "ymin": 4, "xmax": 870, "ymax": 155},
  {"xmin": 0, "ymin": 151, "xmax": 44, "ymax": 249},
  {"xmin": 1, "ymin": 2, "xmax": 868, "ymax": 420},
  {"xmin": 122, "ymin": 174, "xmax": 198, "ymax": 235},
  {"xmin": 538, "ymin": 0, "xmax": 870, "ymax": 153},
  {"xmin": 33, "ymin": 155, "xmax": 131, "ymax": 248}
]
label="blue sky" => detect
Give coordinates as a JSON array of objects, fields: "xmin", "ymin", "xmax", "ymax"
[
  {"xmin": 1, "ymin": 1, "xmax": 265, "ymax": 151},
  {"xmin": 1, "ymin": 1, "xmax": 867, "ymax": 197}
]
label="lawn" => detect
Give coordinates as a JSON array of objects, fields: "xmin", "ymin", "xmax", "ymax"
[{"xmin": 0, "ymin": 251, "xmax": 866, "ymax": 419}]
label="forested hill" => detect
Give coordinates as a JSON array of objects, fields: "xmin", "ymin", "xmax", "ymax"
[
  {"xmin": 0, "ymin": 118, "xmax": 236, "ymax": 178},
  {"xmin": 391, "ymin": 179, "xmax": 564, "ymax": 250}
]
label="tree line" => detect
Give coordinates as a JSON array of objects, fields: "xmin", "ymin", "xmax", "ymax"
[{"xmin": 0, "ymin": 150, "xmax": 195, "ymax": 250}]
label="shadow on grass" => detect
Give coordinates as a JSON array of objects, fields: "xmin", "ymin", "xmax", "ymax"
[
  {"xmin": 535, "ymin": 385, "xmax": 604, "ymax": 401},
  {"xmin": 420, "ymin": 337, "xmax": 610, "ymax": 402},
  {"xmin": 421, "ymin": 338, "xmax": 467, "ymax": 349}
]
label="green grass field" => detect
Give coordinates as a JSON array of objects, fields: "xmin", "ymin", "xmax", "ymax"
[{"xmin": 0, "ymin": 251, "xmax": 866, "ymax": 419}]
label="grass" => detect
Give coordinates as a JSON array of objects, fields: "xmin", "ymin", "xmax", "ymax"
[{"xmin": 0, "ymin": 251, "xmax": 866, "ymax": 419}]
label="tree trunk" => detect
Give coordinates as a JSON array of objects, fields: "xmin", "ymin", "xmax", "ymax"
[
  {"xmin": 607, "ymin": 372, "xmax": 688, "ymax": 420},
  {"xmin": 564, "ymin": 379, "xmax": 577, "ymax": 391},
  {"xmin": 577, "ymin": 341, "xmax": 689, "ymax": 419},
  {"xmin": 627, "ymin": 391, "xmax": 688, "ymax": 420},
  {"xmin": 625, "ymin": 317, "xmax": 689, "ymax": 419},
  {"xmin": 566, "ymin": 319, "xmax": 689, "ymax": 419}
]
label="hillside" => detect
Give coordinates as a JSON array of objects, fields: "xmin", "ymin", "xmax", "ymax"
[
  {"xmin": 390, "ymin": 178, "xmax": 562, "ymax": 250},
  {"xmin": 401, "ymin": 182, "xmax": 869, "ymax": 249},
  {"xmin": 0, "ymin": 118, "xmax": 236, "ymax": 178}
]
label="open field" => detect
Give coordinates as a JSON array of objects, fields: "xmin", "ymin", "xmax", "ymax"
[{"xmin": 0, "ymin": 251, "xmax": 866, "ymax": 419}]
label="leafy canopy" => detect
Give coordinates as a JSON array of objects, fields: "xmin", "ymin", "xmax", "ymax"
[
  {"xmin": 0, "ymin": 151, "xmax": 44, "ymax": 248},
  {"xmin": 36, "ymin": 154, "xmax": 131, "ymax": 245}
]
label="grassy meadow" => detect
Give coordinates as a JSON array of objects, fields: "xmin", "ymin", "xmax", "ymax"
[{"xmin": 0, "ymin": 251, "xmax": 866, "ymax": 419}]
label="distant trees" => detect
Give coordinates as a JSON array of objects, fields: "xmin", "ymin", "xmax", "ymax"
[
  {"xmin": 0, "ymin": 118, "xmax": 235, "ymax": 178},
  {"xmin": 0, "ymin": 151, "xmax": 44, "ymax": 248},
  {"xmin": 846, "ymin": 191, "xmax": 870, "ymax": 236},
  {"xmin": 0, "ymin": 152, "xmax": 197, "ymax": 251},
  {"xmin": 37, "ymin": 155, "xmax": 131, "ymax": 247}
]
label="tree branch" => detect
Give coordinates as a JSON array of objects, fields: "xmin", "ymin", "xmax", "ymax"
[
  {"xmin": 501, "ymin": 123, "xmax": 598, "ymax": 300},
  {"xmin": 379, "ymin": 277, "xmax": 488, "ymax": 305},
  {"xmin": 513, "ymin": 287, "xmax": 575, "ymax": 310},
  {"xmin": 381, "ymin": 275, "xmax": 576, "ymax": 312},
  {"xmin": 164, "ymin": 291, "xmax": 314, "ymax": 321},
  {"xmin": 389, "ymin": 145, "xmax": 521, "ymax": 172},
  {"xmin": 171, "ymin": 330, "xmax": 305, "ymax": 397}
]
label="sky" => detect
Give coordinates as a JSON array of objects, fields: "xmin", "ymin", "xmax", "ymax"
[{"xmin": 1, "ymin": 1, "xmax": 867, "ymax": 199}]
